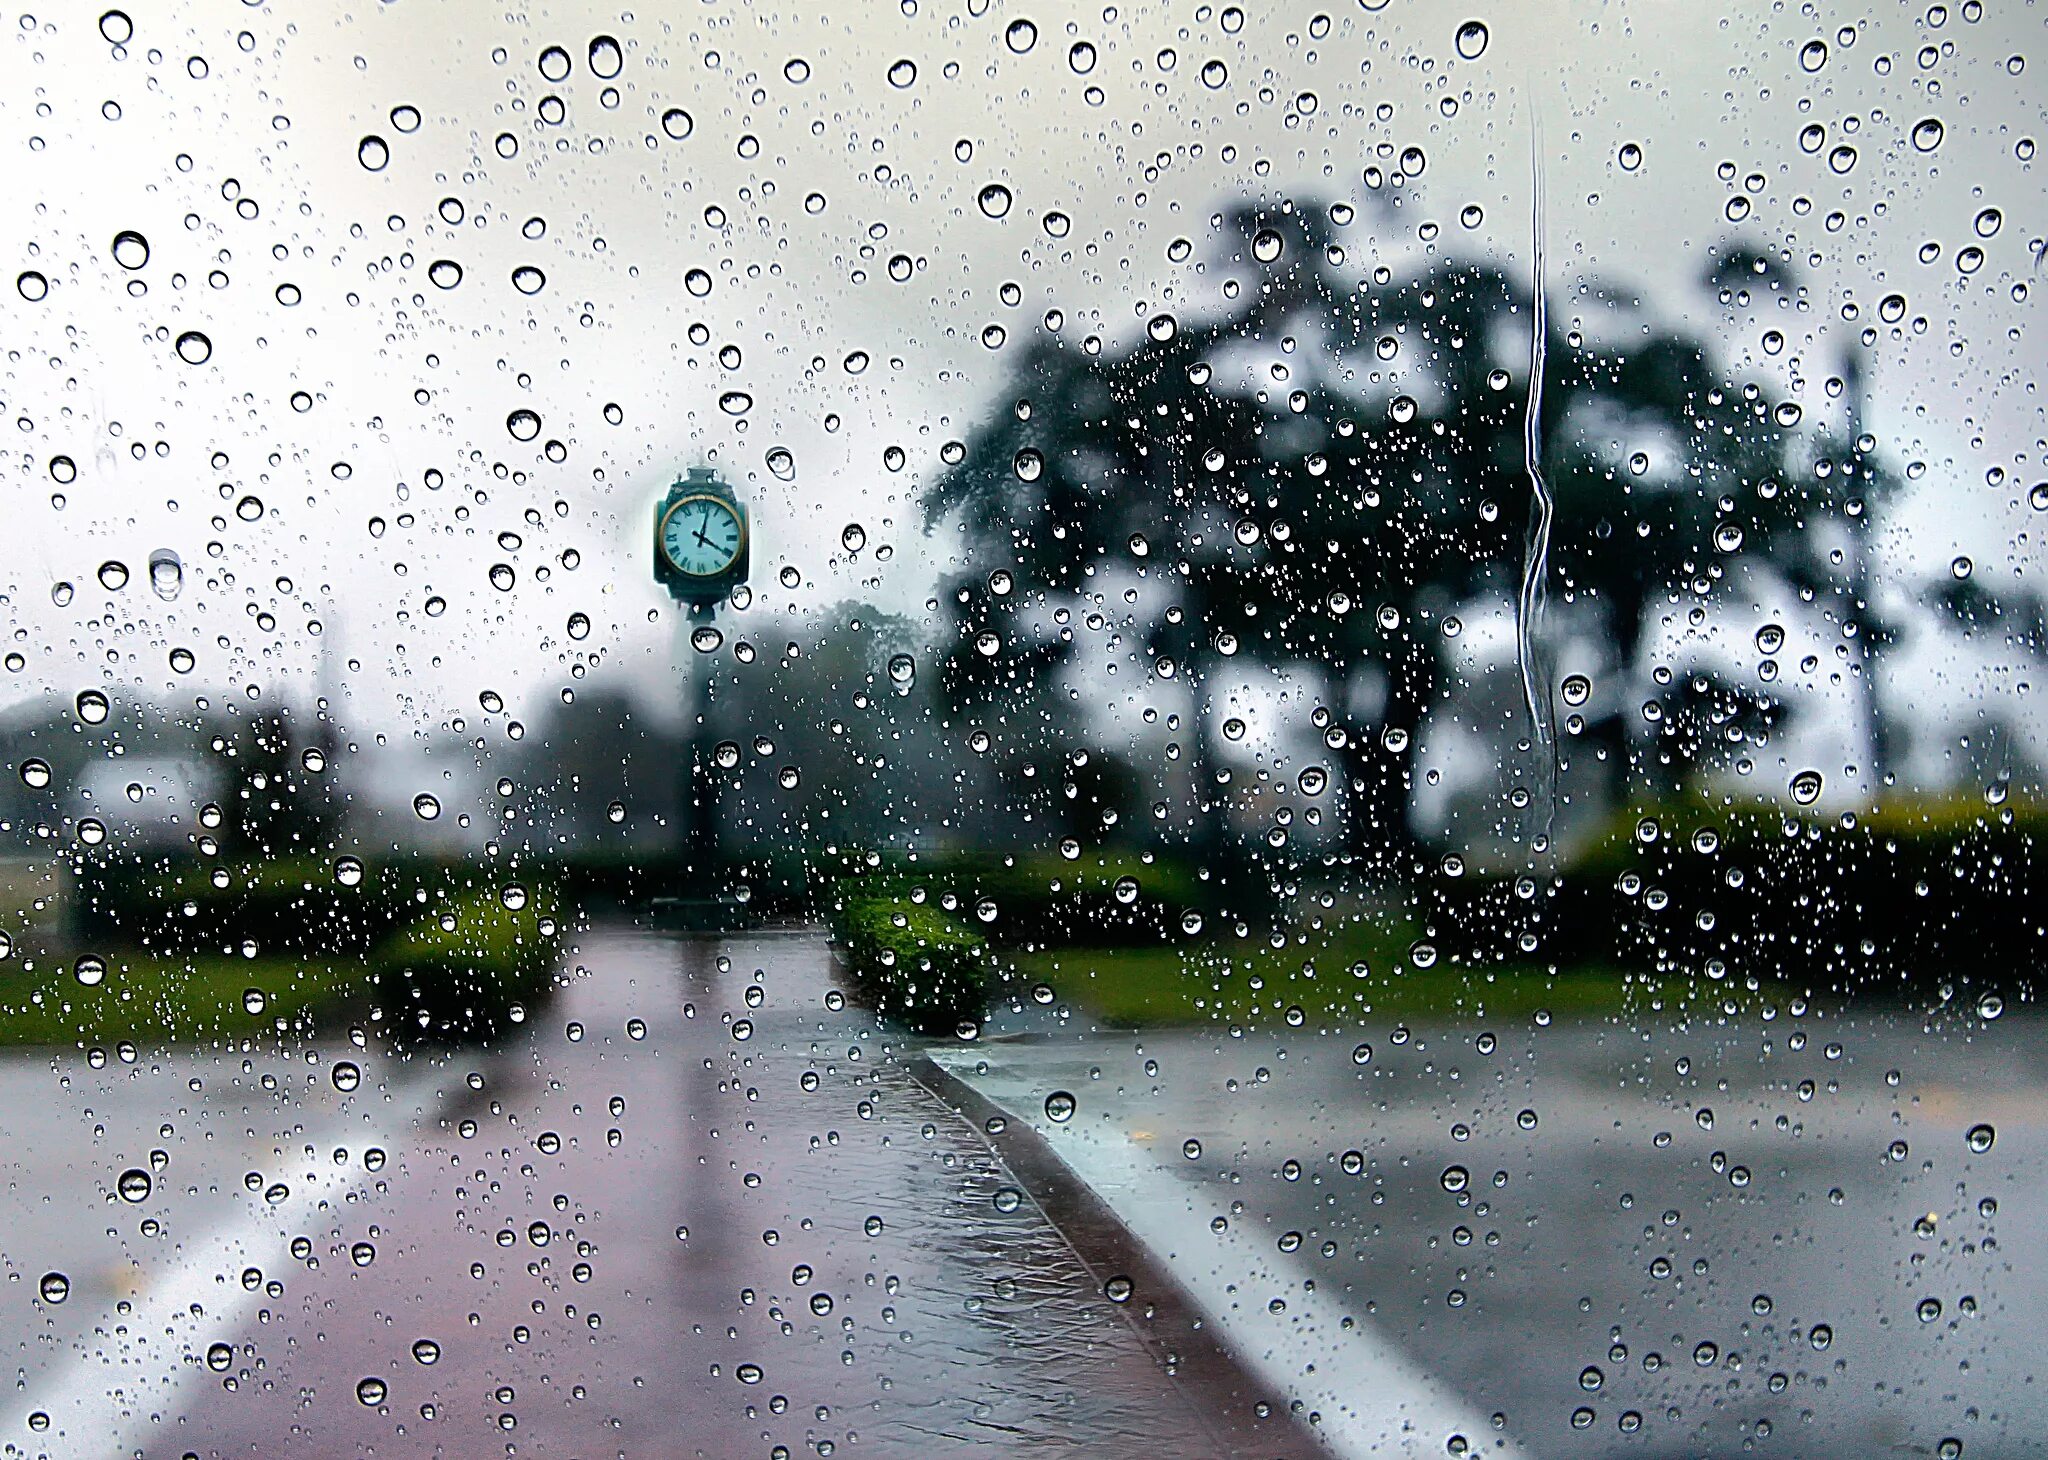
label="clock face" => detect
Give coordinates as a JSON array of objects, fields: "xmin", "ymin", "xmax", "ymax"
[{"xmin": 660, "ymin": 495, "xmax": 744, "ymax": 577}]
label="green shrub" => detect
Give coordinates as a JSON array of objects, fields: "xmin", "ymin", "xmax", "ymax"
[
  {"xmin": 373, "ymin": 885, "xmax": 564, "ymax": 1046},
  {"xmin": 831, "ymin": 851, "xmax": 1217, "ymax": 949},
  {"xmin": 831, "ymin": 894, "xmax": 989, "ymax": 1035}
]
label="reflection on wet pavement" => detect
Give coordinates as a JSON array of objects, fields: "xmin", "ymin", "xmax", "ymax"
[
  {"xmin": 4, "ymin": 927, "xmax": 1291, "ymax": 1459},
  {"xmin": 950, "ymin": 1009, "xmax": 2048, "ymax": 1459}
]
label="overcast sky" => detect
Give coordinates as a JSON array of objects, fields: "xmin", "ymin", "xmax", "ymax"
[{"xmin": 1, "ymin": 0, "xmax": 2039, "ymax": 771}]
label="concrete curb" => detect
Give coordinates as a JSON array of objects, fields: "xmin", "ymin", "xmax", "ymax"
[{"xmin": 906, "ymin": 1049, "xmax": 1331, "ymax": 1460}]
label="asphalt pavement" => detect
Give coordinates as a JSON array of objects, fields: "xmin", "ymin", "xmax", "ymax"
[
  {"xmin": 1, "ymin": 927, "xmax": 1302, "ymax": 1460},
  {"xmin": 4, "ymin": 926, "xmax": 2044, "ymax": 1460}
]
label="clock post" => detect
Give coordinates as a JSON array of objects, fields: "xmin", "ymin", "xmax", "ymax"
[{"xmin": 652, "ymin": 467, "xmax": 750, "ymax": 916}]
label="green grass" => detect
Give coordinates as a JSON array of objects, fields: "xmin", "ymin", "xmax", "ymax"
[
  {"xmin": 0, "ymin": 952, "xmax": 366, "ymax": 1047},
  {"xmin": 1007, "ymin": 917, "xmax": 1799, "ymax": 1029}
]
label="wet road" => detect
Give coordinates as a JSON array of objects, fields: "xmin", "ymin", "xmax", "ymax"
[
  {"xmin": 948, "ymin": 1003, "xmax": 2048, "ymax": 1459},
  {"xmin": 3, "ymin": 928, "xmax": 1295, "ymax": 1460},
  {"xmin": 8, "ymin": 926, "xmax": 2044, "ymax": 1460}
]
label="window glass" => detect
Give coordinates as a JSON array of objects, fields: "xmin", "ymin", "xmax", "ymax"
[{"xmin": 2, "ymin": 2, "xmax": 2040, "ymax": 1456}]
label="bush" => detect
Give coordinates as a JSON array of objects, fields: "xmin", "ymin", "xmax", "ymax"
[
  {"xmin": 70, "ymin": 853, "xmax": 421, "ymax": 955},
  {"xmin": 831, "ymin": 894, "xmax": 989, "ymax": 1035},
  {"xmin": 373, "ymin": 885, "xmax": 564, "ymax": 1046},
  {"xmin": 832, "ymin": 851, "xmax": 1217, "ymax": 949},
  {"xmin": 1419, "ymin": 794, "xmax": 2046, "ymax": 1002}
]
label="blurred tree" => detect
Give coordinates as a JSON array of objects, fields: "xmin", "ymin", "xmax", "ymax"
[
  {"xmin": 925, "ymin": 201, "xmax": 1891, "ymax": 869},
  {"xmin": 207, "ymin": 702, "xmax": 341, "ymax": 859}
]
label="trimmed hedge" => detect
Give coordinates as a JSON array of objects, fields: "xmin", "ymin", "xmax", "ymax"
[
  {"xmin": 373, "ymin": 886, "xmax": 564, "ymax": 1047},
  {"xmin": 1418, "ymin": 795, "xmax": 2046, "ymax": 1001},
  {"xmin": 832, "ymin": 851, "xmax": 1218, "ymax": 950},
  {"xmin": 831, "ymin": 895, "xmax": 989, "ymax": 1036}
]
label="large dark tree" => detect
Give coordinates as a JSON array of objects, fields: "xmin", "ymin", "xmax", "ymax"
[{"xmin": 923, "ymin": 200, "xmax": 1890, "ymax": 870}]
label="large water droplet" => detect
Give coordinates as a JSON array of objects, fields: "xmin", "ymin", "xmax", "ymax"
[
  {"xmin": 17, "ymin": 270, "xmax": 47, "ymax": 302},
  {"xmin": 1454, "ymin": 19, "xmax": 1489, "ymax": 59},
  {"xmin": 75, "ymin": 690, "xmax": 110, "ymax": 725},
  {"xmin": 357, "ymin": 135, "xmax": 390, "ymax": 172},
  {"xmin": 111, "ymin": 230, "xmax": 150, "ymax": 269},
  {"xmin": 174, "ymin": 330, "xmax": 212, "ymax": 364},
  {"xmin": 412, "ymin": 793, "xmax": 441, "ymax": 821},
  {"xmin": 978, "ymin": 183, "xmax": 1013, "ymax": 218},
  {"xmin": 1044, "ymin": 1090, "xmax": 1076, "ymax": 1123},
  {"xmin": 511, "ymin": 265, "xmax": 546, "ymax": 295},
  {"xmin": 1788, "ymin": 769, "xmax": 1824, "ymax": 806},
  {"xmin": 332, "ymin": 1060, "xmax": 362, "ymax": 1092},
  {"xmin": 19, "ymin": 759, "xmax": 52, "ymax": 789},
  {"xmin": 887, "ymin": 58, "xmax": 917, "ymax": 88},
  {"xmin": 1911, "ymin": 117, "xmax": 1945, "ymax": 152},
  {"xmin": 538, "ymin": 45, "xmax": 572, "ymax": 82},
  {"xmin": 146, "ymin": 548, "xmax": 183, "ymax": 601},
  {"xmin": 766, "ymin": 446, "xmax": 795, "ymax": 480},
  {"xmin": 661, "ymin": 107, "xmax": 693, "ymax": 140},
  {"xmin": 507, "ymin": 408, "xmax": 541, "ymax": 441},
  {"xmin": 841, "ymin": 523, "xmax": 867, "ymax": 553},
  {"xmin": 116, "ymin": 1167, "xmax": 152, "ymax": 1203},
  {"xmin": 99, "ymin": 9, "xmax": 132, "ymax": 44},
  {"xmin": 588, "ymin": 34, "xmax": 623, "ymax": 78},
  {"xmin": 38, "ymin": 1271, "xmax": 69, "ymax": 1305},
  {"xmin": 1005, "ymin": 18, "xmax": 1038, "ymax": 52},
  {"xmin": 428, "ymin": 259, "xmax": 463, "ymax": 289},
  {"xmin": 886, "ymin": 653, "xmax": 916, "ymax": 689},
  {"xmin": 97, "ymin": 560, "xmax": 129, "ymax": 591}
]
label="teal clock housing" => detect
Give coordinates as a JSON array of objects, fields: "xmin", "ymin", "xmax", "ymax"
[{"xmin": 653, "ymin": 467, "xmax": 750, "ymax": 608}]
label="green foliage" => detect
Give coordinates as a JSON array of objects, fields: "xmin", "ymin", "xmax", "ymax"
[
  {"xmin": 831, "ymin": 894, "xmax": 989, "ymax": 1036},
  {"xmin": 70, "ymin": 854, "xmax": 407, "ymax": 955},
  {"xmin": 835, "ymin": 850, "xmax": 1217, "ymax": 948},
  {"xmin": 1425, "ymin": 793, "xmax": 2046, "ymax": 1001},
  {"xmin": 373, "ymin": 886, "xmax": 564, "ymax": 1047},
  {"xmin": 0, "ymin": 952, "xmax": 363, "ymax": 1048}
]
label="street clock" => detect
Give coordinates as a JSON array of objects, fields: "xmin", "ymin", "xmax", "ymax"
[{"xmin": 653, "ymin": 467, "xmax": 750, "ymax": 607}]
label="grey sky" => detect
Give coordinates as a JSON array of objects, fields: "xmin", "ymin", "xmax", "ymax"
[{"xmin": 1, "ymin": 0, "xmax": 2039, "ymax": 764}]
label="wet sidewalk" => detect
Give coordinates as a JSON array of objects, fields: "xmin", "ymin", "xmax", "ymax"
[{"xmin": 105, "ymin": 927, "xmax": 1305, "ymax": 1459}]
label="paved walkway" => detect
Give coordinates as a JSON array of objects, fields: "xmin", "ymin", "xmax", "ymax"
[{"xmin": 3, "ymin": 927, "xmax": 1305, "ymax": 1459}]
